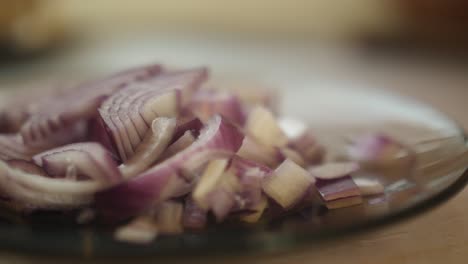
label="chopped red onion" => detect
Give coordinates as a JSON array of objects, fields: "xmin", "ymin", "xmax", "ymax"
[
  {"xmin": 346, "ymin": 133, "xmax": 410, "ymax": 163},
  {"xmin": 114, "ymin": 216, "xmax": 158, "ymax": 244},
  {"xmin": 33, "ymin": 142, "xmax": 122, "ymax": 184},
  {"xmin": 239, "ymin": 195, "xmax": 268, "ymax": 223},
  {"xmin": 183, "ymin": 198, "xmax": 207, "ymax": 229},
  {"xmin": 99, "ymin": 68, "xmax": 207, "ymax": 161},
  {"xmin": 95, "ymin": 115, "xmax": 244, "ymax": 220},
  {"xmin": 353, "ymin": 177, "xmax": 385, "ymax": 196},
  {"xmin": 189, "ymin": 90, "xmax": 246, "ymax": 125},
  {"xmin": 315, "ymin": 175, "xmax": 362, "ymax": 209},
  {"xmin": 245, "ymin": 106, "xmax": 288, "ymax": 148},
  {"xmin": 20, "ymin": 64, "xmax": 163, "ymax": 149},
  {"xmin": 155, "ymin": 201, "xmax": 184, "ymax": 234},
  {"xmin": 237, "ymin": 136, "xmax": 284, "ymax": 168},
  {"xmin": 0, "ymin": 135, "xmax": 39, "ymax": 161},
  {"xmin": 119, "ymin": 118, "xmax": 176, "ymax": 178},
  {"xmin": 262, "ymin": 159, "xmax": 315, "ymax": 209},
  {"xmin": 6, "ymin": 159, "xmax": 46, "ymax": 176},
  {"xmin": 161, "ymin": 131, "xmax": 196, "ymax": 160}
]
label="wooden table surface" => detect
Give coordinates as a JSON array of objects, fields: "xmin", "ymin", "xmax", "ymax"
[{"xmin": 0, "ymin": 42, "xmax": 467, "ymax": 264}]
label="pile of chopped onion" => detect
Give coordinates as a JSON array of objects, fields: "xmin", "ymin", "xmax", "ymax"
[{"xmin": 0, "ymin": 64, "xmax": 409, "ymax": 244}]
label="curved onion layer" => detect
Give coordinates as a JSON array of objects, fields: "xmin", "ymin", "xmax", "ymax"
[
  {"xmin": 119, "ymin": 117, "xmax": 176, "ymax": 178},
  {"xmin": 0, "ymin": 134, "xmax": 42, "ymax": 161},
  {"xmin": 33, "ymin": 142, "xmax": 122, "ymax": 184},
  {"xmin": 20, "ymin": 64, "xmax": 163, "ymax": 149},
  {"xmin": 0, "ymin": 160, "xmax": 111, "ymax": 209},
  {"xmin": 95, "ymin": 115, "xmax": 244, "ymax": 220},
  {"xmin": 99, "ymin": 68, "xmax": 208, "ymax": 161},
  {"xmin": 6, "ymin": 159, "xmax": 46, "ymax": 176},
  {"xmin": 189, "ymin": 90, "xmax": 246, "ymax": 125},
  {"xmin": 161, "ymin": 131, "xmax": 196, "ymax": 160},
  {"xmin": 278, "ymin": 117, "xmax": 325, "ymax": 165},
  {"xmin": 346, "ymin": 134, "xmax": 411, "ymax": 164}
]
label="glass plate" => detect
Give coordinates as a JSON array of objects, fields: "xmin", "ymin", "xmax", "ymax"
[{"xmin": 0, "ymin": 87, "xmax": 466, "ymax": 258}]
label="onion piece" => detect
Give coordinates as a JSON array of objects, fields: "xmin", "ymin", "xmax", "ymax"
[
  {"xmin": 189, "ymin": 90, "xmax": 246, "ymax": 125},
  {"xmin": 33, "ymin": 142, "xmax": 122, "ymax": 184},
  {"xmin": 192, "ymin": 159, "xmax": 230, "ymax": 209},
  {"xmin": 315, "ymin": 175, "xmax": 362, "ymax": 206},
  {"xmin": 95, "ymin": 115, "xmax": 244, "ymax": 220},
  {"xmin": 237, "ymin": 136, "xmax": 283, "ymax": 168},
  {"xmin": 309, "ymin": 162, "xmax": 360, "ymax": 180},
  {"xmin": 119, "ymin": 117, "xmax": 176, "ymax": 178},
  {"xmin": 280, "ymin": 148, "xmax": 306, "ymax": 167},
  {"xmin": 0, "ymin": 134, "xmax": 39, "ymax": 161},
  {"xmin": 353, "ymin": 178, "xmax": 385, "ymax": 196},
  {"xmin": 0, "ymin": 160, "xmax": 105, "ymax": 209},
  {"xmin": 155, "ymin": 201, "xmax": 184, "ymax": 234},
  {"xmin": 325, "ymin": 196, "xmax": 363, "ymax": 209},
  {"xmin": 229, "ymin": 156, "xmax": 271, "ymax": 210},
  {"xmin": 99, "ymin": 68, "xmax": 207, "ymax": 161},
  {"xmin": 194, "ymin": 165, "xmax": 240, "ymax": 221},
  {"xmin": 161, "ymin": 131, "xmax": 196, "ymax": 160},
  {"xmin": 20, "ymin": 64, "xmax": 163, "ymax": 149},
  {"xmin": 87, "ymin": 116, "xmax": 118, "ymax": 155},
  {"xmin": 346, "ymin": 133, "xmax": 416, "ymax": 181},
  {"xmin": 346, "ymin": 133, "xmax": 412, "ymax": 164},
  {"xmin": 173, "ymin": 116, "xmax": 202, "ymax": 140},
  {"xmin": 183, "ymin": 198, "xmax": 207, "ymax": 229},
  {"xmin": 262, "ymin": 159, "xmax": 315, "ymax": 209},
  {"xmin": 245, "ymin": 106, "xmax": 288, "ymax": 148},
  {"xmin": 114, "ymin": 216, "xmax": 158, "ymax": 244},
  {"xmin": 6, "ymin": 160, "xmax": 46, "ymax": 176},
  {"xmin": 239, "ymin": 195, "xmax": 268, "ymax": 223}
]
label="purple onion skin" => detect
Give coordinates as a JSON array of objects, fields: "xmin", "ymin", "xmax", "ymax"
[
  {"xmin": 95, "ymin": 116, "xmax": 244, "ymax": 221},
  {"xmin": 172, "ymin": 118, "xmax": 203, "ymax": 143},
  {"xmin": 87, "ymin": 116, "xmax": 118, "ymax": 157},
  {"xmin": 20, "ymin": 64, "xmax": 163, "ymax": 149},
  {"xmin": 315, "ymin": 175, "xmax": 361, "ymax": 202},
  {"xmin": 95, "ymin": 170, "xmax": 173, "ymax": 221}
]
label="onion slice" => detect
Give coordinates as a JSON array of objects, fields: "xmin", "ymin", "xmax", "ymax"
[
  {"xmin": 20, "ymin": 64, "xmax": 163, "ymax": 149},
  {"xmin": 33, "ymin": 142, "xmax": 122, "ymax": 184},
  {"xmin": 99, "ymin": 68, "xmax": 207, "ymax": 161},
  {"xmin": 119, "ymin": 117, "xmax": 176, "ymax": 178},
  {"xmin": 0, "ymin": 160, "xmax": 110, "ymax": 209}
]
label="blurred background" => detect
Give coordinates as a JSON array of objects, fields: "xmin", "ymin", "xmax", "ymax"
[{"xmin": 1, "ymin": 0, "xmax": 468, "ymax": 114}]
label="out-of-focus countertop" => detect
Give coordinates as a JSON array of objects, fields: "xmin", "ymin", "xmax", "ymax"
[{"xmin": 0, "ymin": 36, "xmax": 467, "ymax": 263}]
